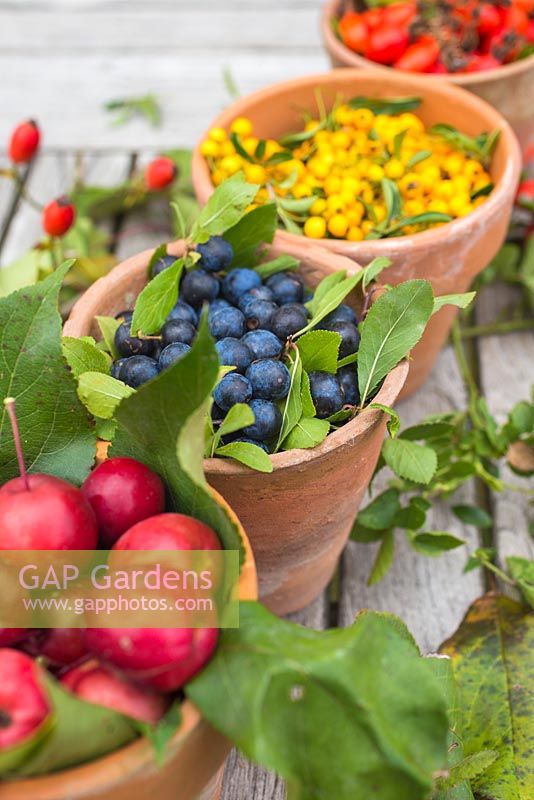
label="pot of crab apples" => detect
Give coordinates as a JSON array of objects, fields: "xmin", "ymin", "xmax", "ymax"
[
  {"xmin": 64, "ymin": 214, "xmax": 444, "ymax": 616},
  {"xmin": 0, "ymin": 399, "xmax": 257, "ymax": 800},
  {"xmin": 191, "ymin": 70, "xmax": 521, "ymax": 397}
]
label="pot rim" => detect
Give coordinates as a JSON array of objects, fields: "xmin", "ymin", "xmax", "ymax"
[
  {"xmin": 4, "ymin": 490, "xmax": 257, "ymax": 796},
  {"xmin": 190, "ymin": 68, "xmax": 522, "ymax": 257},
  {"xmin": 321, "ymin": 0, "xmax": 534, "ymax": 87}
]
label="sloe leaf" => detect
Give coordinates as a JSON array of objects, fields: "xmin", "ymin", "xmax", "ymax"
[
  {"xmin": 191, "ymin": 174, "xmax": 259, "ymax": 244},
  {"xmin": 382, "ymin": 437, "xmax": 437, "ymax": 485},
  {"xmin": 131, "ymin": 257, "xmax": 184, "ymax": 336},
  {"xmin": 215, "ymin": 441, "xmax": 273, "ymax": 473},
  {"xmin": 296, "ymin": 330, "xmax": 341, "ymax": 374},
  {"xmin": 223, "ymin": 203, "xmax": 278, "ymax": 266},
  {"xmin": 282, "ymin": 417, "xmax": 329, "ymax": 450},
  {"xmin": 61, "ymin": 337, "xmax": 111, "ymax": 378}
]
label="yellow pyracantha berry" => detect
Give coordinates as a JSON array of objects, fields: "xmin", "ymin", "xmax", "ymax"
[{"xmin": 201, "ymin": 110, "xmax": 493, "ymax": 241}]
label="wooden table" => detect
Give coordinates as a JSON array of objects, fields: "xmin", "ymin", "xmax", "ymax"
[{"xmin": 1, "ymin": 2, "xmax": 532, "ymax": 798}]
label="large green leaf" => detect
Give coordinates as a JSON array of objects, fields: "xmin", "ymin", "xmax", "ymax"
[
  {"xmin": 191, "ymin": 174, "xmax": 258, "ymax": 244},
  {"xmin": 187, "ymin": 602, "xmax": 449, "ymax": 800},
  {"xmin": 382, "ymin": 437, "xmax": 438, "ymax": 485},
  {"xmin": 0, "ymin": 262, "xmax": 96, "ymax": 484},
  {"xmin": 440, "ymin": 594, "xmax": 534, "ymax": 800},
  {"xmin": 296, "ymin": 330, "xmax": 341, "ymax": 374},
  {"xmin": 111, "ymin": 314, "xmax": 243, "ymax": 558},
  {"xmin": 223, "ymin": 203, "xmax": 278, "ymax": 266},
  {"xmin": 130, "ymin": 257, "xmax": 184, "ymax": 336},
  {"xmin": 358, "ymin": 280, "xmax": 434, "ymax": 406}
]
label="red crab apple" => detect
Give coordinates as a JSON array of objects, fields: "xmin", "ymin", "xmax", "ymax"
[
  {"xmin": 81, "ymin": 457, "xmax": 166, "ymax": 547},
  {"xmin": 0, "ymin": 649, "xmax": 49, "ymax": 750},
  {"xmin": 61, "ymin": 662, "xmax": 168, "ymax": 724},
  {"xmin": 0, "ymin": 398, "xmax": 98, "ymax": 551},
  {"xmin": 85, "ymin": 513, "xmax": 221, "ymax": 690},
  {"xmin": 39, "ymin": 628, "xmax": 90, "ymax": 668}
]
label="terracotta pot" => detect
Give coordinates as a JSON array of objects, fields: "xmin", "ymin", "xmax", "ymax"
[
  {"xmin": 321, "ymin": 0, "xmax": 534, "ymax": 151},
  {"xmin": 191, "ymin": 69, "xmax": 521, "ymax": 397},
  {"xmin": 64, "ymin": 240, "xmax": 408, "ymax": 615},
  {"xmin": 1, "ymin": 493, "xmax": 257, "ymax": 800}
]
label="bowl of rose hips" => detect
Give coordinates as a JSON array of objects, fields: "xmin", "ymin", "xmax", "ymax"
[
  {"xmin": 322, "ymin": 0, "xmax": 534, "ymax": 149},
  {"xmin": 0, "ymin": 403, "xmax": 257, "ymax": 800},
  {"xmin": 65, "ymin": 233, "xmax": 411, "ymax": 615},
  {"xmin": 192, "ymin": 69, "xmax": 521, "ymax": 395}
]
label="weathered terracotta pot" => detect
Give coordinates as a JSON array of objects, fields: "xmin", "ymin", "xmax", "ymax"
[
  {"xmin": 64, "ymin": 240, "xmax": 408, "ymax": 615},
  {"xmin": 191, "ymin": 70, "xmax": 521, "ymax": 396},
  {"xmin": 321, "ymin": 0, "xmax": 534, "ymax": 151},
  {"xmin": 2, "ymin": 493, "xmax": 257, "ymax": 800}
]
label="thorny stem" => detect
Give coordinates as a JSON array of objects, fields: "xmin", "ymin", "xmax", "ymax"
[
  {"xmin": 10, "ymin": 169, "xmax": 43, "ymax": 213},
  {"xmin": 3, "ymin": 398, "xmax": 30, "ymax": 491}
]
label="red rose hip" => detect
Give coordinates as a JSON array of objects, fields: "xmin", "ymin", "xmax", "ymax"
[
  {"xmin": 8, "ymin": 120, "xmax": 40, "ymax": 164},
  {"xmin": 145, "ymin": 156, "xmax": 177, "ymax": 191},
  {"xmin": 42, "ymin": 196, "xmax": 75, "ymax": 237},
  {"xmin": 82, "ymin": 457, "xmax": 166, "ymax": 547}
]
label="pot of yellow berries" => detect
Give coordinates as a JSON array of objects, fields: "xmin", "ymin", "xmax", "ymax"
[{"xmin": 192, "ymin": 70, "xmax": 521, "ymax": 397}]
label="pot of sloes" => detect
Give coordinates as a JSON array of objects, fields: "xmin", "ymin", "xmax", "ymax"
[
  {"xmin": 191, "ymin": 70, "xmax": 521, "ymax": 396},
  {"xmin": 64, "ymin": 180, "xmax": 472, "ymax": 615}
]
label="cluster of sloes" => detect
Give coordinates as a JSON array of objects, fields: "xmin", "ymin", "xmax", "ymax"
[{"xmin": 110, "ymin": 236, "xmax": 361, "ymax": 451}]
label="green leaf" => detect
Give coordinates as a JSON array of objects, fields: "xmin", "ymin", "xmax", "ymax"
[
  {"xmin": 275, "ymin": 351, "xmax": 303, "ymax": 451},
  {"xmin": 381, "ymin": 178, "xmax": 402, "ymax": 226},
  {"xmin": 385, "ymin": 212, "xmax": 452, "ymax": 235},
  {"xmin": 104, "ymin": 93, "xmax": 161, "ymax": 127},
  {"xmin": 223, "ymin": 203, "xmax": 278, "ymax": 266},
  {"xmin": 77, "ymin": 371, "xmax": 135, "ymax": 419},
  {"xmin": 131, "ymin": 257, "xmax": 184, "ymax": 336},
  {"xmin": 296, "ymin": 330, "xmax": 341, "ymax": 374},
  {"xmin": 440, "ymin": 594, "xmax": 534, "ymax": 800},
  {"xmin": 61, "ymin": 337, "xmax": 111, "ymax": 378},
  {"xmin": 393, "ymin": 130, "xmax": 407, "ymax": 160},
  {"xmin": 298, "ymin": 272, "xmax": 364, "ymax": 337},
  {"xmin": 382, "ymin": 437, "xmax": 438, "ymax": 484},
  {"xmin": 300, "ymin": 370, "xmax": 315, "ymax": 417},
  {"xmin": 216, "ymin": 441, "xmax": 273, "ymax": 473},
  {"xmin": 357, "ymin": 488, "xmax": 400, "ymax": 531},
  {"xmin": 230, "ymin": 132, "xmax": 256, "ymax": 164},
  {"xmin": 396, "ymin": 498, "xmax": 427, "ymax": 531},
  {"xmin": 278, "ymin": 196, "xmax": 317, "ymax": 214},
  {"xmin": 255, "ymin": 254, "xmax": 299, "ymax": 280},
  {"xmin": 0, "ymin": 261, "xmax": 96, "ymax": 484},
  {"xmin": 432, "ymin": 292, "xmax": 476, "ymax": 315},
  {"xmin": 111, "ymin": 314, "xmax": 244, "ymax": 557},
  {"xmin": 350, "ymin": 523, "xmax": 387, "ymax": 543},
  {"xmin": 14, "ymin": 670, "xmax": 136, "ymax": 777},
  {"xmin": 0, "ymin": 248, "xmax": 45, "ymax": 297},
  {"xmin": 282, "ymin": 417, "xmax": 330, "ymax": 450},
  {"xmin": 362, "ymin": 256, "xmax": 392, "ymax": 292},
  {"xmin": 96, "ymin": 315, "xmax": 121, "ymax": 358},
  {"xmin": 368, "ymin": 530, "xmax": 395, "ymax": 585},
  {"xmin": 348, "ymin": 96, "xmax": 422, "ymax": 115},
  {"xmin": 191, "ymin": 174, "xmax": 258, "ymax": 244},
  {"xmin": 436, "ymin": 750, "xmax": 499, "ymax": 790},
  {"xmin": 211, "ymin": 402, "xmax": 255, "ymax": 453},
  {"xmin": 463, "ymin": 547, "xmax": 495, "ymax": 573},
  {"xmin": 410, "ymin": 531, "xmax": 465, "ymax": 557},
  {"xmin": 358, "ymin": 280, "xmax": 434, "ymax": 406},
  {"xmin": 400, "ymin": 421, "xmax": 455, "ymax": 441},
  {"xmin": 306, "ymin": 271, "xmax": 345, "ymax": 316},
  {"xmin": 506, "ymin": 557, "xmax": 534, "ymax": 609},
  {"xmin": 406, "ymin": 150, "xmax": 432, "ymax": 169},
  {"xmin": 370, "ymin": 403, "xmax": 400, "ymax": 437},
  {"xmin": 187, "ymin": 603, "xmax": 449, "ymax": 800},
  {"xmin": 452, "ymin": 505, "xmax": 492, "ymax": 529}
]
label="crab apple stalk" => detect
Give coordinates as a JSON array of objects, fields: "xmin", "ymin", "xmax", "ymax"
[
  {"xmin": 0, "ymin": 398, "xmax": 98, "ymax": 551},
  {"xmin": 8, "ymin": 120, "xmax": 40, "ymax": 164}
]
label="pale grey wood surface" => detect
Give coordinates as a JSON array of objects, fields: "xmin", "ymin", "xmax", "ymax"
[{"xmin": 0, "ymin": 1, "xmax": 532, "ymax": 793}]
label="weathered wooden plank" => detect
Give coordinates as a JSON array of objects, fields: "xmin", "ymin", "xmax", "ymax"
[
  {"xmin": 475, "ymin": 285, "xmax": 534, "ymax": 565},
  {"xmin": 0, "ymin": 152, "xmax": 131, "ymax": 265},
  {"xmin": 338, "ymin": 346, "xmax": 485, "ymax": 654},
  {"xmin": 0, "ymin": 51, "xmax": 327, "ymax": 149}
]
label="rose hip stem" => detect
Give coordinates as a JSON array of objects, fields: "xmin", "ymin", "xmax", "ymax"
[{"xmin": 3, "ymin": 397, "xmax": 30, "ymax": 490}]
